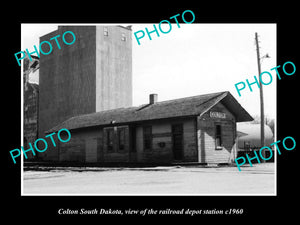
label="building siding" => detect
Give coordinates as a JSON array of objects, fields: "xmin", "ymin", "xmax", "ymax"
[
  {"xmin": 48, "ymin": 101, "xmax": 241, "ymax": 165},
  {"xmin": 135, "ymin": 118, "xmax": 198, "ymax": 163},
  {"xmin": 58, "ymin": 127, "xmax": 102, "ymax": 162},
  {"xmin": 103, "ymin": 126, "xmax": 130, "ymax": 163},
  {"xmin": 85, "ymin": 137, "xmax": 98, "ymax": 162},
  {"xmin": 60, "ymin": 137, "xmax": 85, "ymax": 162},
  {"xmin": 197, "ymin": 102, "xmax": 236, "ymax": 164},
  {"xmin": 56, "ymin": 118, "xmax": 198, "ymax": 164},
  {"xmin": 96, "ymin": 26, "xmax": 132, "ymax": 111}
]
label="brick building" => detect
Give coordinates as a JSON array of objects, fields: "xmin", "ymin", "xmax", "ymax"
[{"xmin": 47, "ymin": 92, "xmax": 253, "ymax": 164}]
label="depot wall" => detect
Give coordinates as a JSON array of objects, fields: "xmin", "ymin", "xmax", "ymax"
[
  {"xmin": 135, "ymin": 118, "xmax": 198, "ymax": 163},
  {"xmin": 55, "ymin": 117, "xmax": 198, "ymax": 164},
  {"xmin": 52, "ymin": 102, "xmax": 236, "ymax": 164},
  {"xmin": 197, "ymin": 102, "xmax": 236, "ymax": 164}
]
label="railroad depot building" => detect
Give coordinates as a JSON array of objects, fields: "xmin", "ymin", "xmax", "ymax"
[
  {"xmin": 46, "ymin": 92, "xmax": 253, "ymax": 164},
  {"xmin": 24, "ymin": 25, "xmax": 254, "ymax": 165}
]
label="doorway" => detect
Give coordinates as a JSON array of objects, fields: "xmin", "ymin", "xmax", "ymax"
[{"xmin": 172, "ymin": 124, "xmax": 184, "ymax": 160}]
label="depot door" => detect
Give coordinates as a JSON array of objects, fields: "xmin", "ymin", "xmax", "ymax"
[
  {"xmin": 172, "ymin": 124, "xmax": 183, "ymax": 160},
  {"xmin": 85, "ymin": 138, "xmax": 97, "ymax": 162}
]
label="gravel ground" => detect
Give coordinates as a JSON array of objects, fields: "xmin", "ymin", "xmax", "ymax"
[{"xmin": 22, "ymin": 162, "xmax": 275, "ymax": 195}]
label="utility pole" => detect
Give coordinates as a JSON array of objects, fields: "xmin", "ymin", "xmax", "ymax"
[{"xmin": 255, "ymin": 32, "xmax": 265, "ymax": 152}]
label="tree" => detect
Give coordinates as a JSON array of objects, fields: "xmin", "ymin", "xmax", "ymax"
[{"xmin": 250, "ymin": 115, "xmax": 275, "ymax": 135}]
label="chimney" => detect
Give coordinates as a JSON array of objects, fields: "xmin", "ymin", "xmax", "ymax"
[{"xmin": 149, "ymin": 94, "xmax": 158, "ymax": 104}]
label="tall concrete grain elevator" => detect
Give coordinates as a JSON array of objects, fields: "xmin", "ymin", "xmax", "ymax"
[{"xmin": 38, "ymin": 25, "xmax": 132, "ymax": 161}]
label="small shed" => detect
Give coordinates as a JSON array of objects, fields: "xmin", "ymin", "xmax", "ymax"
[{"xmin": 45, "ymin": 91, "xmax": 253, "ymax": 164}]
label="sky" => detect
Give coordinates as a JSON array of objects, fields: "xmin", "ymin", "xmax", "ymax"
[{"xmin": 21, "ymin": 23, "xmax": 276, "ymax": 119}]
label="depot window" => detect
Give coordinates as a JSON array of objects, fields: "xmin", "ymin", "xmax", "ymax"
[
  {"xmin": 118, "ymin": 128, "xmax": 125, "ymax": 151},
  {"xmin": 107, "ymin": 128, "xmax": 114, "ymax": 151},
  {"xmin": 215, "ymin": 124, "xmax": 222, "ymax": 150}
]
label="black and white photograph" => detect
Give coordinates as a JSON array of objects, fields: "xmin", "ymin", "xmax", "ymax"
[
  {"xmin": 21, "ymin": 23, "xmax": 276, "ymax": 195},
  {"xmin": 3, "ymin": 4, "xmax": 298, "ymax": 221}
]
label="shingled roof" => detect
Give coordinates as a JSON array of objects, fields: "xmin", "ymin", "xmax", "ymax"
[{"xmin": 46, "ymin": 91, "xmax": 253, "ymax": 133}]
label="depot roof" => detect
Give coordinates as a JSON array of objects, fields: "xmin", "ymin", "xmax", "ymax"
[{"xmin": 46, "ymin": 91, "xmax": 253, "ymax": 133}]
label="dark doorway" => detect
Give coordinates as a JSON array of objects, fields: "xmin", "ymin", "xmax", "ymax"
[
  {"xmin": 129, "ymin": 125, "xmax": 137, "ymax": 162},
  {"xmin": 130, "ymin": 126, "xmax": 136, "ymax": 153},
  {"xmin": 172, "ymin": 124, "xmax": 183, "ymax": 160}
]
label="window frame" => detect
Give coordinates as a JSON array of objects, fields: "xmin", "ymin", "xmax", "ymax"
[
  {"xmin": 215, "ymin": 124, "xmax": 223, "ymax": 150},
  {"xmin": 117, "ymin": 127, "xmax": 126, "ymax": 151},
  {"xmin": 143, "ymin": 125, "xmax": 152, "ymax": 151},
  {"xmin": 106, "ymin": 128, "xmax": 114, "ymax": 152}
]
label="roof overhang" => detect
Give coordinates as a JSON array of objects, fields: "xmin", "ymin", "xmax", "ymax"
[
  {"xmin": 199, "ymin": 91, "xmax": 253, "ymax": 122},
  {"xmin": 220, "ymin": 92, "xmax": 254, "ymax": 122}
]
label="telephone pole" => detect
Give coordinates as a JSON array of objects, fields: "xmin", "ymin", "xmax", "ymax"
[{"xmin": 255, "ymin": 32, "xmax": 265, "ymax": 150}]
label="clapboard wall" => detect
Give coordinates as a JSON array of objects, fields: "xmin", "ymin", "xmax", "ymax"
[
  {"xmin": 197, "ymin": 102, "xmax": 236, "ymax": 164},
  {"xmin": 135, "ymin": 118, "xmax": 198, "ymax": 163}
]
